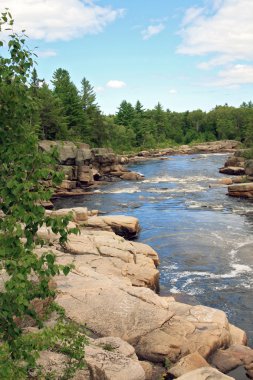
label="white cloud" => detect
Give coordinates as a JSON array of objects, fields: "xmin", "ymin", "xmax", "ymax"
[
  {"xmin": 1, "ymin": 0, "xmax": 125, "ymax": 41},
  {"xmin": 169, "ymin": 89, "xmax": 177, "ymax": 94},
  {"xmin": 181, "ymin": 7, "xmax": 204, "ymax": 27},
  {"xmin": 37, "ymin": 49, "xmax": 57, "ymax": 58},
  {"xmin": 197, "ymin": 55, "xmax": 235, "ymax": 70},
  {"xmin": 177, "ymin": 0, "xmax": 253, "ymax": 63},
  {"xmin": 95, "ymin": 86, "xmax": 105, "ymax": 93},
  {"xmin": 141, "ymin": 23, "xmax": 165, "ymax": 40},
  {"xmin": 213, "ymin": 64, "xmax": 253, "ymax": 87},
  {"xmin": 106, "ymin": 80, "xmax": 126, "ymax": 89}
]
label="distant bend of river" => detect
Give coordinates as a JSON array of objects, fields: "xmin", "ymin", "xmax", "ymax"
[{"xmin": 54, "ymin": 153, "xmax": 253, "ymax": 345}]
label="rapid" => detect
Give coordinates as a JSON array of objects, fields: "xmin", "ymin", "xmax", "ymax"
[{"xmin": 54, "ymin": 153, "xmax": 253, "ymax": 345}]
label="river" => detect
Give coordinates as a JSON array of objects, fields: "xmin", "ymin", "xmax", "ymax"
[{"xmin": 54, "ymin": 153, "xmax": 253, "ymax": 348}]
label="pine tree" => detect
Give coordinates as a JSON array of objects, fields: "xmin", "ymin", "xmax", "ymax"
[
  {"xmin": 52, "ymin": 68, "xmax": 85, "ymax": 138},
  {"xmin": 80, "ymin": 77, "xmax": 105, "ymax": 145},
  {"xmin": 115, "ymin": 100, "xmax": 135, "ymax": 126},
  {"xmin": 37, "ymin": 82, "xmax": 69, "ymax": 140},
  {"xmin": 81, "ymin": 77, "xmax": 97, "ymax": 110}
]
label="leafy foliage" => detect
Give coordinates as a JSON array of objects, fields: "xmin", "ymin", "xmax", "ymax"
[{"xmin": 0, "ymin": 11, "xmax": 86, "ymax": 378}]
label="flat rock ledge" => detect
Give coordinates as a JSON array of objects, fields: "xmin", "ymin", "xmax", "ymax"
[
  {"xmin": 175, "ymin": 367, "xmax": 234, "ymax": 379},
  {"xmin": 80, "ymin": 215, "xmax": 141, "ymax": 239},
  {"xmin": 228, "ymin": 182, "xmax": 253, "ymax": 199},
  {"xmin": 46, "ymin": 207, "xmax": 141, "ymax": 239},
  {"xmin": 36, "ymin": 337, "xmax": 146, "ymax": 380},
  {"xmin": 219, "ymin": 166, "xmax": 246, "ymax": 176},
  {"xmin": 35, "ymin": 209, "xmax": 252, "ymax": 379}
]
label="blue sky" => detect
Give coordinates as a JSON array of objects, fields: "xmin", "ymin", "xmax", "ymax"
[{"xmin": 2, "ymin": 0, "xmax": 253, "ymax": 114}]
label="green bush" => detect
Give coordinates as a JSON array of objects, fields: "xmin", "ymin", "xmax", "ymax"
[{"xmin": 0, "ymin": 10, "xmax": 86, "ymax": 378}]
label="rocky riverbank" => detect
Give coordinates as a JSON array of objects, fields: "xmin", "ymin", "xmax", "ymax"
[
  {"xmin": 218, "ymin": 150, "xmax": 253, "ymax": 199},
  {"xmin": 126, "ymin": 140, "xmax": 241, "ymax": 163},
  {"xmin": 39, "ymin": 140, "xmax": 143, "ymax": 199},
  {"xmin": 34, "ymin": 207, "xmax": 253, "ymax": 380},
  {"xmin": 39, "ymin": 140, "xmax": 241, "ymax": 200}
]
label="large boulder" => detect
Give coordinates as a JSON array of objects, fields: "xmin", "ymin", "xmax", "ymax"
[
  {"xmin": 37, "ymin": 337, "xmax": 145, "ymax": 380},
  {"xmin": 211, "ymin": 345, "xmax": 253, "ymax": 378},
  {"xmin": 55, "ymin": 245, "xmax": 234, "ymax": 364},
  {"xmin": 58, "ymin": 165, "xmax": 77, "ymax": 180},
  {"xmin": 176, "ymin": 367, "xmax": 234, "ymax": 379},
  {"xmin": 57, "ymin": 180, "xmax": 77, "ymax": 190},
  {"xmin": 76, "ymin": 147, "xmax": 92, "ymax": 165},
  {"xmin": 229, "ymin": 324, "xmax": 247, "ymax": 346},
  {"xmin": 39, "ymin": 140, "xmax": 78, "ymax": 165},
  {"xmin": 219, "ymin": 166, "xmax": 245, "ymax": 175},
  {"xmin": 34, "ymin": 210, "xmax": 249, "ymax": 375},
  {"xmin": 58, "ymin": 229, "xmax": 160, "ymax": 291},
  {"xmin": 85, "ymin": 338, "xmax": 145, "ymax": 380},
  {"xmin": 168, "ymin": 352, "xmax": 210, "ymax": 378},
  {"xmin": 228, "ymin": 182, "xmax": 253, "ymax": 198},
  {"xmin": 38, "ymin": 140, "xmax": 58, "ymax": 153},
  {"xmin": 48, "ymin": 207, "xmax": 89, "ymax": 222},
  {"xmin": 77, "ymin": 165, "xmax": 94, "ymax": 184},
  {"xmin": 56, "ymin": 271, "xmax": 173, "ymax": 344},
  {"xmin": 91, "ymin": 148, "xmax": 117, "ymax": 165},
  {"xmin": 224, "ymin": 155, "xmax": 245, "ymax": 168},
  {"xmin": 120, "ymin": 172, "xmax": 144, "ymax": 181},
  {"xmin": 135, "ymin": 302, "xmax": 231, "ymax": 363},
  {"xmin": 81, "ymin": 215, "xmax": 141, "ymax": 238}
]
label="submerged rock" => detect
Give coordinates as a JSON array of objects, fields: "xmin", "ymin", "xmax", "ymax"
[{"xmin": 120, "ymin": 172, "xmax": 144, "ymax": 181}]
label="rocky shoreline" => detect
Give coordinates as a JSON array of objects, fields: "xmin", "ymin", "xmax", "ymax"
[
  {"xmin": 32, "ymin": 139, "xmax": 253, "ymax": 379},
  {"xmin": 39, "ymin": 140, "xmax": 143, "ymax": 200},
  {"xmin": 218, "ymin": 150, "xmax": 253, "ymax": 199},
  {"xmin": 38, "ymin": 140, "xmax": 242, "ymax": 201},
  {"xmin": 34, "ymin": 207, "xmax": 253, "ymax": 380},
  {"xmin": 2, "ymin": 140, "xmax": 252, "ymax": 379},
  {"xmin": 126, "ymin": 140, "xmax": 241, "ymax": 163}
]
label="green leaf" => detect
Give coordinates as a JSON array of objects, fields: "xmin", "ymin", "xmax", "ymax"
[{"xmin": 63, "ymin": 266, "xmax": 71, "ymax": 276}]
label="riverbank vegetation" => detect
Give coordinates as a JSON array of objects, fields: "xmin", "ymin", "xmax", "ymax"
[
  {"xmin": 0, "ymin": 11, "xmax": 87, "ymax": 378},
  {"xmin": 27, "ymin": 67, "xmax": 253, "ymax": 153}
]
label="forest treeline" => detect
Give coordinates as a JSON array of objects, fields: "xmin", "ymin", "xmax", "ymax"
[{"xmin": 31, "ymin": 68, "xmax": 253, "ymax": 152}]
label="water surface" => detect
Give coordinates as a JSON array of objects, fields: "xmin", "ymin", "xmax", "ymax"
[{"xmin": 54, "ymin": 153, "xmax": 253, "ymax": 347}]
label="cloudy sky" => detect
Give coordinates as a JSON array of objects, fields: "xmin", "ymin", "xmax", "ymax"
[{"xmin": 1, "ymin": 0, "xmax": 253, "ymax": 113}]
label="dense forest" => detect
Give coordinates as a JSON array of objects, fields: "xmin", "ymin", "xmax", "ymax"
[{"xmin": 31, "ymin": 68, "xmax": 253, "ymax": 153}]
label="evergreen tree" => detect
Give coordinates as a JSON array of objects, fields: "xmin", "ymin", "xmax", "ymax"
[
  {"xmin": 135, "ymin": 100, "xmax": 145, "ymax": 114},
  {"xmin": 52, "ymin": 68, "xmax": 85, "ymax": 138},
  {"xmin": 80, "ymin": 77, "xmax": 105, "ymax": 145},
  {"xmin": 30, "ymin": 68, "xmax": 41, "ymax": 95},
  {"xmin": 81, "ymin": 77, "xmax": 97, "ymax": 110},
  {"xmin": 37, "ymin": 82, "xmax": 69, "ymax": 140},
  {"xmin": 115, "ymin": 100, "xmax": 135, "ymax": 126},
  {"xmin": 152, "ymin": 102, "xmax": 168, "ymax": 141}
]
